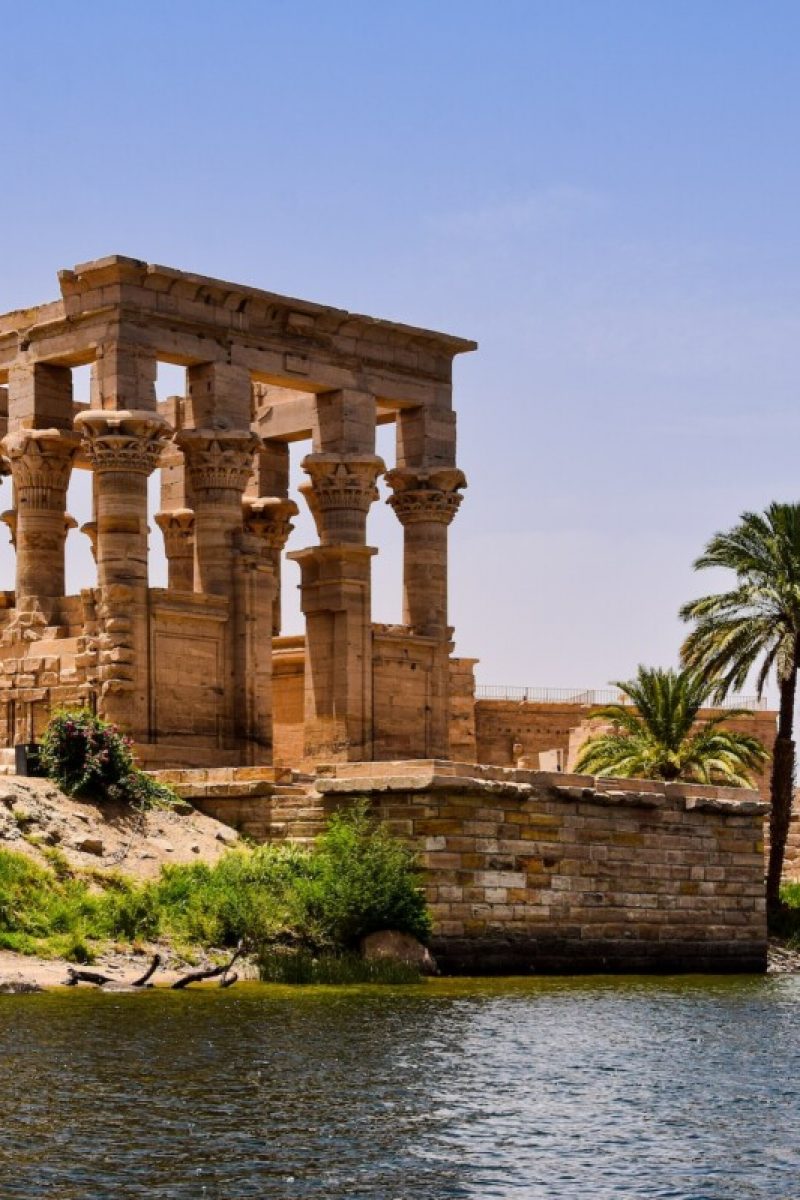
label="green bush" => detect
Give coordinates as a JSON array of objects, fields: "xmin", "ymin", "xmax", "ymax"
[{"xmin": 295, "ymin": 801, "xmax": 431, "ymax": 948}]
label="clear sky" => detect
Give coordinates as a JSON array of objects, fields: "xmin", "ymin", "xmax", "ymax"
[{"xmin": 1, "ymin": 0, "xmax": 799, "ymax": 701}]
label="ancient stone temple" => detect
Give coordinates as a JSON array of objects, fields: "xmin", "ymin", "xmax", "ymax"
[{"xmin": 0, "ymin": 256, "xmax": 475, "ymax": 767}]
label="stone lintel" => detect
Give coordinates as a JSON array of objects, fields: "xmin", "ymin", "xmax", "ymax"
[{"xmin": 56, "ymin": 256, "xmax": 478, "ymax": 358}]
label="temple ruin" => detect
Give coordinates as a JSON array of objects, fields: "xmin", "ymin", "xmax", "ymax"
[
  {"xmin": 0, "ymin": 256, "xmax": 475, "ymax": 767},
  {"xmin": 0, "ymin": 256, "xmax": 774, "ymax": 971}
]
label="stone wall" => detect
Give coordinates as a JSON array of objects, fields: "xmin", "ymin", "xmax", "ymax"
[{"xmin": 314, "ymin": 762, "xmax": 768, "ymax": 974}]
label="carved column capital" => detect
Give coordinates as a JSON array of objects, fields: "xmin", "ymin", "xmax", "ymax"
[
  {"xmin": 300, "ymin": 453, "xmax": 385, "ymax": 543},
  {"xmin": 154, "ymin": 509, "xmax": 195, "ymax": 557},
  {"xmin": 175, "ymin": 430, "xmax": 260, "ymax": 498},
  {"xmin": 385, "ymin": 466, "xmax": 466, "ymax": 526},
  {"xmin": 75, "ymin": 410, "xmax": 170, "ymax": 475},
  {"xmin": 243, "ymin": 497, "xmax": 299, "ymax": 554},
  {"xmin": 2, "ymin": 429, "xmax": 81, "ymax": 505}
]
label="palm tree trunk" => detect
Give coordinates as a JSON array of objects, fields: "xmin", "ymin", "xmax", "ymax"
[{"xmin": 766, "ymin": 667, "xmax": 797, "ymax": 920}]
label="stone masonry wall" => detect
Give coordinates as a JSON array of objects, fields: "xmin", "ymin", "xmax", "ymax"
[{"xmin": 315, "ymin": 762, "xmax": 768, "ymax": 974}]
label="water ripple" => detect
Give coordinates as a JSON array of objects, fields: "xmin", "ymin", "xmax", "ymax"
[{"xmin": 0, "ymin": 976, "xmax": 798, "ymax": 1198}]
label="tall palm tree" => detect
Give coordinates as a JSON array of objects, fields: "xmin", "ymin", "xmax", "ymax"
[
  {"xmin": 680, "ymin": 502, "xmax": 800, "ymax": 918},
  {"xmin": 573, "ymin": 666, "xmax": 766, "ymax": 786}
]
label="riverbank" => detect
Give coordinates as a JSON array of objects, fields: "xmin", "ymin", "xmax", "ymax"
[
  {"xmin": 0, "ymin": 944, "xmax": 261, "ymax": 992},
  {"xmin": 3, "ymin": 938, "xmax": 800, "ymax": 993}
]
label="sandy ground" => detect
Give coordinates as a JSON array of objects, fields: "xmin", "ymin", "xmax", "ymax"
[
  {"xmin": 0, "ymin": 946, "xmax": 260, "ymax": 992},
  {"xmin": 0, "ymin": 775, "xmax": 256, "ymax": 992},
  {"xmin": 0, "ymin": 775, "xmax": 240, "ymax": 879}
]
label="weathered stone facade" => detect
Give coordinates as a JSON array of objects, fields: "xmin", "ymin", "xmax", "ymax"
[{"xmin": 0, "ymin": 256, "xmax": 474, "ymax": 765}]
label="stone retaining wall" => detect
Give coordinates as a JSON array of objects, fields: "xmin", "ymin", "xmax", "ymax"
[
  {"xmin": 153, "ymin": 759, "xmax": 769, "ymax": 974},
  {"xmin": 316, "ymin": 762, "xmax": 769, "ymax": 974}
]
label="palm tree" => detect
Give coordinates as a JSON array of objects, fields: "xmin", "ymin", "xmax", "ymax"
[
  {"xmin": 680, "ymin": 502, "xmax": 800, "ymax": 918},
  {"xmin": 574, "ymin": 666, "xmax": 766, "ymax": 787}
]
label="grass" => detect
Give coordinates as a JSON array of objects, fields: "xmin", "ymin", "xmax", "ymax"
[
  {"xmin": 256, "ymin": 949, "xmax": 422, "ymax": 985},
  {"xmin": 0, "ymin": 804, "xmax": 431, "ymax": 978}
]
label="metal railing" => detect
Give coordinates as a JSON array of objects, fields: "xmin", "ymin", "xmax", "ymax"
[{"xmin": 474, "ymin": 685, "xmax": 770, "ymax": 711}]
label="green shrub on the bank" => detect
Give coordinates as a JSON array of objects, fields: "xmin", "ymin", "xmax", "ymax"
[
  {"xmin": 296, "ymin": 801, "xmax": 431, "ymax": 947},
  {"xmin": 0, "ymin": 804, "xmax": 431, "ymax": 968},
  {"xmin": 39, "ymin": 708, "xmax": 179, "ymax": 810}
]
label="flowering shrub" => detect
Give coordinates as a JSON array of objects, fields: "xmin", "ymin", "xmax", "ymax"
[
  {"xmin": 39, "ymin": 709, "xmax": 179, "ymax": 810},
  {"xmin": 40, "ymin": 709, "xmax": 134, "ymax": 798}
]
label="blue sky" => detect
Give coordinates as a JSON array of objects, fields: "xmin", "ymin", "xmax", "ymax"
[{"xmin": 2, "ymin": 0, "xmax": 799, "ymax": 699}]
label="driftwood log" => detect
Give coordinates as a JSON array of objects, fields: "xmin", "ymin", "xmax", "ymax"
[
  {"xmin": 65, "ymin": 967, "xmax": 113, "ymax": 987},
  {"xmin": 63, "ymin": 947, "xmax": 241, "ymax": 990},
  {"xmin": 171, "ymin": 946, "xmax": 243, "ymax": 990}
]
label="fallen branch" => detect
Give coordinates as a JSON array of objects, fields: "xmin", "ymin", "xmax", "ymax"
[
  {"xmin": 172, "ymin": 945, "xmax": 243, "ymax": 990},
  {"xmin": 65, "ymin": 967, "xmax": 113, "ymax": 987},
  {"xmin": 131, "ymin": 954, "xmax": 161, "ymax": 988}
]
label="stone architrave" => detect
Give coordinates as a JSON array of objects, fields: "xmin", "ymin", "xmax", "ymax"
[
  {"xmin": 385, "ymin": 466, "xmax": 466, "ymax": 637},
  {"xmin": 2, "ymin": 429, "xmax": 81, "ymax": 618},
  {"xmin": 76, "ymin": 409, "xmax": 170, "ymax": 736},
  {"xmin": 154, "ymin": 509, "xmax": 195, "ymax": 592}
]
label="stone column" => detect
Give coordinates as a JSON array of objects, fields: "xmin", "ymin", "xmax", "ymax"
[
  {"xmin": 229, "ymin": 498, "xmax": 298, "ymax": 762},
  {"xmin": 2, "ymin": 430, "xmax": 80, "ymax": 619},
  {"xmin": 243, "ymin": 495, "xmax": 298, "ymax": 632},
  {"xmin": 384, "ymin": 466, "xmax": 466, "ymax": 636},
  {"xmin": 76, "ymin": 410, "xmax": 169, "ymax": 738},
  {"xmin": 154, "ymin": 510, "xmax": 195, "ymax": 591},
  {"xmin": 384, "ymin": 445, "xmax": 466, "ymax": 760},
  {"xmin": 288, "ymin": 453, "xmax": 384, "ymax": 762},
  {"xmin": 247, "ymin": 439, "xmax": 292, "ymax": 635},
  {"xmin": 175, "ymin": 429, "xmax": 260, "ymax": 754},
  {"xmin": 175, "ymin": 431, "xmax": 259, "ymax": 596}
]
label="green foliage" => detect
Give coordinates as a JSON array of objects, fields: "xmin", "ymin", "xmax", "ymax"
[
  {"xmin": 680, "ymin": 502, "xmax": 800, "ymax": 916},
  {"xmin": 39, "ymin": 708, "xmax": 180, "ymax": 811},
  {"xmin": 108, "ymin": 769, "xmax": 182, "ymax": 811},
  {"xmin": 0, "ymin": 805, "xmax": 431, "ymax": 968},
  {"xmin": 574, "ymin": 666, "xmax": 768, "ymax": 785},
  {"xmin": 775, "ymin": 883, "xmax": 800, "ymax": 946},
  {"xmin": 150, "ymin": 842, "xmax": 311, "ymax": 949},
  {"xmin": 680, "ymin": 502, "xmax": 800, "ymax": 699},
  {"xmin": 296, "ymin": 801, "xmax": 431, "ymax": 947}
]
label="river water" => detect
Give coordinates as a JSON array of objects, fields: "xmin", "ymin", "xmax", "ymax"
[{"xmin": 1, "ymin": 975, "xmax": 799, "ymax": 1199}]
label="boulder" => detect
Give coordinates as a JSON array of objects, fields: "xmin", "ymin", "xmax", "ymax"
[
  {"xmin": 74, "ymin": 837, "xmax": 104, "ymax": 857},
  {"xmin": 359, "ymin": 930, "xmax": 438, "ymax": 975}
]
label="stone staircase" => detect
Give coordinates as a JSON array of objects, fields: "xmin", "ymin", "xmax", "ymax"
[{"xmin": 151, "ymin": 766, "xmax": 325, "ymax": 843}]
